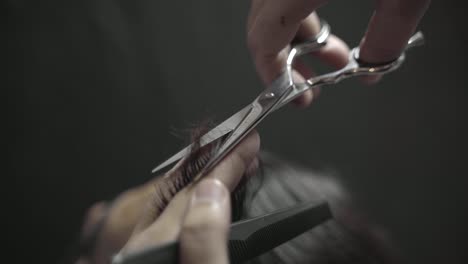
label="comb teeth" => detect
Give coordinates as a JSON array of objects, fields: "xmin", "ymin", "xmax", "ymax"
[
  {"xmin": 228, "ymin": 240, "xmax": 249, "ymax": 263},
  {"xmin": 245, "ymin": 213, "xmax": 307, "ymax": 259},
  {"xmin": 227, "ymin": 202, "xmax": 332, "ymax": 263}
]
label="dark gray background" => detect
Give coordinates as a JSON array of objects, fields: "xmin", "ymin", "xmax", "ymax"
[{"xmin": 7, "ymin": 0, "xmax": 467, "ymax": 263}]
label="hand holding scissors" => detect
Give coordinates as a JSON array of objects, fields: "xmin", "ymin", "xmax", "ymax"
[{"xmin": 248, "ymin": 0, "xmax": 431, "ymax": 101}]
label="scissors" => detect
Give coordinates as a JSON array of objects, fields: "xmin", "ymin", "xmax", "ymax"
[
  {"xmin": 152, "ymin": 21, "xmax": 425, "ymax": 178},
  {"xmin": 114, "ymin": 21, "xmax": 424, "ymax": 264}
]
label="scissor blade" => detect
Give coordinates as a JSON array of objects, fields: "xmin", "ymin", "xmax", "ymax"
[
  {"xmin": 201, "ymin": 104, "xmax": 262, "ymax": 174},
  {"xmin": 151, "ymin": 106, "xmax": 251, "ymax": 174},
  {"xmin": 203, "ymin": 100, "xmax": 291, "ymax": 178},
  {"xmin": 198, "ymin": 74, "xmax": 294, "ymax": 176}
]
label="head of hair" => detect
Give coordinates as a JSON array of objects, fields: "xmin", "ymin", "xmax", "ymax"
[{"xmin": 239, "ymin": 152, "xmax": 400, "ymax": 264}]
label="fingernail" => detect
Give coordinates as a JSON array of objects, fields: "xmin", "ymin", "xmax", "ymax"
[{"xmin": 193, "ymin": 179, "xmax": 227, "ymax": 204}]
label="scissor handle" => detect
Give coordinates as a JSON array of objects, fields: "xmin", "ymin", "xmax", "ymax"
[
  {"xmin": 287, "ymin": 23, "xmax": 424, "ymax": 80},
  {"xmin": 277, "ymin": 26, "xmax": 425, "ymax": 108},
  {"xmin": 289, "ymin": 20, "xmax": 331, "ymax": 57},
  {"xmin": 306, "ymin": 31, "xmax": 425, "ymax": 86}
]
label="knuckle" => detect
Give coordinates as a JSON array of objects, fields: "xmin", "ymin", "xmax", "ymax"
[
  {"xmin": 247, "ymin": 32, "xmax": 261, "ymax": 55},
  {"xmin": 182, "ymin": 208, "xmax": 227, "ymax": 239}
]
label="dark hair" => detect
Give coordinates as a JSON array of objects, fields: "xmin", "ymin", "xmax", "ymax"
[{"xmin": 240, "ymin": 152, "xmax": 400, "ymax": 264}]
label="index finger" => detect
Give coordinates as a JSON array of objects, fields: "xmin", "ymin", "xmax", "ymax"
[{"xmin": 247, "ymin": 0, "xmax": 327, "ymax": 84}]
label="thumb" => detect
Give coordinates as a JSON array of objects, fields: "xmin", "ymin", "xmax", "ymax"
[{"xmin": 179, "ymin": 179, "xmax": 231, "ymax": 264}]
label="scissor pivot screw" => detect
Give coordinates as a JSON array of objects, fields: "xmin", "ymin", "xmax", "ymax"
[{"xmin": 264, "ymin": 92, "xmax": 275, "ymax": 98}]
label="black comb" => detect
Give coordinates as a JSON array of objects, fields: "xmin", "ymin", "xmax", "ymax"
[{"xmin": 112, "ymin": 201, "xmax": 332, "ymax": 264}]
